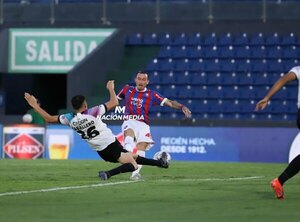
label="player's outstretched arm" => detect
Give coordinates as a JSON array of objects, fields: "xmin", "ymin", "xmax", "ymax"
[
  {"xmin": 24, "ymin": 92, "xmax": 59, "ymax": 123},
  {"xmin": 255, "ymin": 72, "xmax": 296, "ymax": 111},
  {"xmin": 104, "ymin": 80, "xmax": 119, "ymax": 111},
  {"xmin": 164, "ymin": 99, "xmax": 192, "ymax": 118}
]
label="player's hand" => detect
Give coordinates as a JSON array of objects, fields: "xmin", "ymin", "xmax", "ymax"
[
  {"xmin": 106, "ymin": 80, "xmax": 115, "ymax": 91},
  {"xmin": 182, "ymin": 106, "xmax": 192, "ymax": 118},
  {"xmin": 255, "ymin": 98, "xmax": 269, "ymax": 111},
  {"xmin": 24, "ymin": 92, "xmax": 39, "ymax": 108}
]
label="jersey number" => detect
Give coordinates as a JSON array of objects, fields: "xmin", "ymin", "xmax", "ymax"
[{"xmin": 77, "ymin": 126, "xmax": 100, "ymax": 140}]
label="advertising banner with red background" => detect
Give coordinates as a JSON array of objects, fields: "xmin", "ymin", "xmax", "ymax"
[{"xmin": 2, "ymin": 125, "xmax": 45, "ymax": 159}]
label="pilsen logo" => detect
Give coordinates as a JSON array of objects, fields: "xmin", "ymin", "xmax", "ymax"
[{"xmin": 4, "ymin": 133, "xmax": 44, "ymax": 159}]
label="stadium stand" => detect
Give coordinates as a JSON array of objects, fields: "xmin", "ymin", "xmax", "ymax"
[{"xmin": 126, "ymin": 32, "xmax": 299, "ymax": 121}]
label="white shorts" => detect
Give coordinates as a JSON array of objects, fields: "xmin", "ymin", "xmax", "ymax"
[{"xmin": 121, "ymin": 120, "xmax": 154, "ymax": 150}]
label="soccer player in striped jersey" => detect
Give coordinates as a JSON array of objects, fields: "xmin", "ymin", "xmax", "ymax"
[
  {"xmin": 24, "ymin": 80, "xmax": 169, "ymax": 181},
  {"xmin": 256, "ymin": 66, "xmax": 300, "ymax": 199},
  {"xmin": 117, "ymin": 71, "xmax": 191, "ymax": 180}
]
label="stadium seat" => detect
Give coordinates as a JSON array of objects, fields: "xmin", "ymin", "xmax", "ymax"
[
  {"xmin": 126, "ymin": 31, "xmax": 300, "ymax": 121},
  {"xmin": 234, "ymin": 33, "xmax": 249, "ymax": 45},
  {"xmin": 143, "ymin": 33, "xmax": 159, "ymax": 45},
  {"xmin": 187, "ymin": 33, "xmax": 202, "ymax": 45},
  {"xmin": 218, "ymin": 33, "xmax": 233, "ymax": 46},
  {"xmin": 265, "ymin": 33, "xmax": 280, "ymax": 45},
  {"xmin": 203, "ymin": 33, "xmax": 217, "ymax": 46},
  {"xmin": 281, "ymin": 33, "xmax": 297, "ymax": 45},
  {"xmin": 249, "ymin": 33, "xmax": 265, "ymax": 45}
]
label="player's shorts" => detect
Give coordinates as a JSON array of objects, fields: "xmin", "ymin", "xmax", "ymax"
[
  {"xmin": 97, "ymin": 139, "xmax": 128, "ymax": 163},
  {"xmin": 122, "ymin": 120, "xmax": 154, "ymax": 150}
]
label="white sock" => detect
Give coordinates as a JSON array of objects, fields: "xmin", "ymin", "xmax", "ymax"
[
  {"xmin": 124, "ymin": 136, "xmax": 135, "ymax": 152},
  {"xmin": 132, "ymin": 150, "xmax": 145, "ymax": 175}
]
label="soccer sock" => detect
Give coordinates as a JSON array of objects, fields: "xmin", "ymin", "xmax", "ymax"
[
  {"xmin": 136, "ymin": 156, "xmax": 161, "ymax": 167},
  {"xmin": 278, "ymin": 154, "xmax": 300, "ymax": 185},
  {"xmin": 124, "ymin": 136, "xmax": 135, "ymax": 152},
  {"xmin": 107, "ymin": 163, "xmax": 135, "ymax": 178},
  {"xmin": 132, "ymin": 150, "xmax": 145, "ymax": 175}
]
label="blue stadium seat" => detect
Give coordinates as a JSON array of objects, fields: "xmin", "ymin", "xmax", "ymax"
[
  {"xmin": 203, "ymin": 33, "xmax": 217, "ymax": 46},
  {"xmin": 234, "ymin": 33, "xmax": 249, "ymax": 45},
  {"xmin": 249, "ymin": 46, "xmax": 266, "ymax": 58},
  {"xmin": 189, "ymin": 60, "xmax": 205, "ymax": 72},
  {"xmin": 158, "ymin": 59, "xmax": 174, "ymax": 71},
  {"xmin": 143, "ymin": 33, "xmax": 159, "ymax": 45},
  {"xmin": 161, "ymin": 73, "xmax": 176, "ymax": 84},
  {"xmin": 127, "ymin": 31, "xmax": 300, "ymax": 121},
  {"xmin": 251, "ymin": 60, "xmax": 268, "ymax": 72},
  {"xmin": 190, "ymin": 73, "xmax": 207, "ymax": 84},
  {"xmin": 249, "ymin": 33, "xmax": 265, "ymax": 46},
  {"xmin": 265, "ymin": 33, "xmax": 280, "ymax": 45},
  {"xmin": 282, "ymin": 46, "xmax": 298, "ymax": 59},
  {"xmin": 281, "ymin": 33, "xmax": 297, "ymax": 46},
  {"xmin": 187, "ymin": 46, "xmax": 204, "ymax": 58},
  {"xmin": 174, "ymin": 72, "xmax": 192, "ymax": 84},
  {"xmin": 171, "ymin": 33, "xmax": 188, "ymax": 45},
  {"xmin": 218, "ymin": 33, "xmax": 233, "ymax": 46},
  {"xmin": 235, "ymin": 46, "xmax": 251, "ymax": 58},
  {"xmin": 177, "ymin": 86, "xmax": 193, "ymax": 99},
  {"xmin": 158, "ymin": 33, "xmax": 173, "ymax": 45},
  {"xmin": 204, "ymin": 46, "xmax": 219, "ymax": 58},
  {"xmin": 126, "ymin": 33, "xmax": 142, "ymax": 45},
  {"xmin": 219, "ymin": 46, "xmax": 234, "ymax": 58},
  {"xmin": 265, "ymin": 46, "xmax": 282, "ymax": 59},
  {"xmin": 174, "ymin": 59, "xmax": 189, "ymax": 71},
  {"xmin": 157, "ymin": 46, "xmax": 172, "ymax": 58},
  {"xmin": 187, "ymin": 33, "xmax": 202, "ymax": 45},
  {"xmin": 236, "ymin": 60, "xmax": 252, "ymax": 72},
  {"xmin": 172, "ymin": 47, "xmax": 188, "ymax": 59}
]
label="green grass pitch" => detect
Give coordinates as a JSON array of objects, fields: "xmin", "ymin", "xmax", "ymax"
[{"xmin": 0, "ymin": 159, "xmax": 299, "ymax": 222}]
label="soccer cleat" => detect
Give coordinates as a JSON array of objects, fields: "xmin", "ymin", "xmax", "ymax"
[
  {"xmin": 271, "ymin": 178, "xmax": 284, "ymax": 200},
  {"xmin": 99, "ymin": 171, "xmax": 109, "ymax": 181},
  {"xmin": 130, "ymin": 173, "xmax": 143, "ymax": 181},
  {"xmin": 159, "ymin": 152, "xmax": 169, "ymax": 168}
]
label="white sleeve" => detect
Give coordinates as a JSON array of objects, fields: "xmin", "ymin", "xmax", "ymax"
[
  {"xmin": 58, "ymin": 115, "xmax": 70, "ymax": 126},
  {"xmin": 98, "ymin": 104, "xmax": 108, "ymax": 116},
  {"xmin": 289, "ymin": 66, "xmax": 300, "ymax": 79},
  {"xmin": 160, "ymin": 98, "xmax": 168, "ymax": 106}
]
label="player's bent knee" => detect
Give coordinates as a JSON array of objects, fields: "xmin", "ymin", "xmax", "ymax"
[
  {"xmin": 136, "ymin": 142, "xmax": 149, "ymax": 151},
  {"xmin": 124, "ymin": 128, "xmax": 135, "ymax": 137}
]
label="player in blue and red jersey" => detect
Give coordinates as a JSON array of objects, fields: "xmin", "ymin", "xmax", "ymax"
[{"xmin": 117, "ymin": 71, "xmax": 191, "ymax": 180}]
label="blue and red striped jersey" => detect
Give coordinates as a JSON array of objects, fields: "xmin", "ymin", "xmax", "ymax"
[{"xmin": 117, "ymin": 85, "xmax": 166, "ymax": 124}]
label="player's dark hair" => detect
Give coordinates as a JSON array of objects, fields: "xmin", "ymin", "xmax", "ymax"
[
  {"xmin": 71, "ymin": 95, "xmax": 86, "ymax": 110},
  {"xmin": 136, "ymin": 71, "xmax": 149, "ymax": 79}
]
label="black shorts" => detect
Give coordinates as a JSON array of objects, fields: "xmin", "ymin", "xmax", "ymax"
[{"xmin": 97, "ymin": 139, "xmax": 128, "ymax": 163}]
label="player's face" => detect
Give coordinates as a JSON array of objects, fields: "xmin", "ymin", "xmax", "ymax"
[
  {"xmin": 135, "ymin": 73, "xmax": 149, "ymax": 91},
  {"xmin": 83, "ymin": 100, "xmax": 88, "ymax": 110}
]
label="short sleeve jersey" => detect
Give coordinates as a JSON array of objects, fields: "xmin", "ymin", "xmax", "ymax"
[
  {"xmin": 117, "ymin": 85, "xmax": 167, "ymax": 124},
  {"xmin": 58, "ymin": 104, "xmax": 115, "ymax": 151}
]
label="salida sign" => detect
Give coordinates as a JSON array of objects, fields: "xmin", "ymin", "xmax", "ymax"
[
  {"xmin": 3, "ymin": 125, "xmax": 45, "ymax": 159},
  {"xmin": 8, "ymin": 28, "xmax": 116, "ymax": 73}
]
